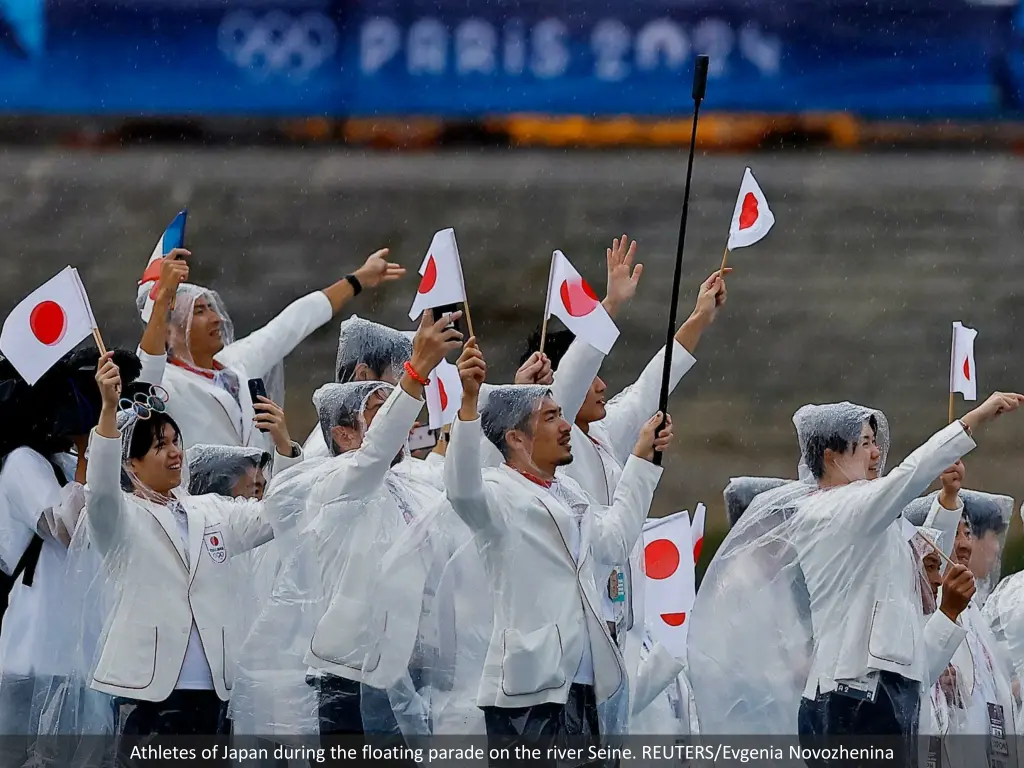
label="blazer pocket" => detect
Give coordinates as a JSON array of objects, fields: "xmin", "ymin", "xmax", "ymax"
[
  {"xmin": 500, "ymin": 624, "xmax": 566, "ymax": 697},
  {"xmin": 94, "ymin": 624, "xmax": 158, "ymax": 690},
  {"xmin": 868, "ymin": 600, "xmax": 914, "ymax": 667},
  {"xmin": 310, "ymin": 595, "xmax": 372, "ymax": 670}
]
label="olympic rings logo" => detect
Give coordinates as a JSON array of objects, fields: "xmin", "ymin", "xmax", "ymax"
[{"xmin": 218, "ymin": 10, "xmax": 338, "ymax": 81}]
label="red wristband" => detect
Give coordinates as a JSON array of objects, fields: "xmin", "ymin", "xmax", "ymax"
[{"xmin": 404, "ymin": 360, "xmax": 431, "ymax": 386}]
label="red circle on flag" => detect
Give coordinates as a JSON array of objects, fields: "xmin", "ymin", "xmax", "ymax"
[
  {"xmin": 29, "ymin": 301, "xmax": 67, "ymax": 346},
  {"xmin": 644, "ymin": 538, "xmax": 680, "ymax": 580},
  {"xmin": 660, "ymin": 612, "xmax": 687, "ymax": 627},
  {"xmin": 210, "ymin": 535, "xmax": 219, "ymax": 546},
  {"xmin": 558, "ymin": 278, "xmax": 599, "ymax": 317},
  {"xmin": 438, "ymin": 377, "xmax": 448, "ymax": 411},
  {"xmin": 418, "ymin": 255, "xmax": 438, "ymax": 294},
  {"xmin": 963, "ymin": 357, "xmax": 971, "ymax": 381},
  {"xmin": 739, "ymin": 192, "xmax": 759, "ymax": 230}
]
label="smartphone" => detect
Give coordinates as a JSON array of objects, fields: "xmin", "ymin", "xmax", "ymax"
[
  {"xmin": 408, "ymin": 425, "xmax": 438, "ymax": 452},
  {"xmin": 248, "ymin": 378, "xmax": 269, "ymax": 432},
  {"xmin": 432, "ymin": 303, "xmax": 463, "ymax": 335}
]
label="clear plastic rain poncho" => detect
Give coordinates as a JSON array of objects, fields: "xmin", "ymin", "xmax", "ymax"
[
  {"xmin": 960, "ymin": 491, "xmax": 1014, "ymax": 608},
  {"xmin": 301, "ymin": 316, "xmax": 414, "ymax": 459},
  {"xmin": 983, "ymin": 566, "xmax": 1024, "ymax": 702},
  {"xmin": 723, "ymin": 476, "xmax": 791, "ymax": 528},
  {"xmin": 230, "ymin": 381, "xmax": 446, "ymax": 740},
  {"xmin": 138, "ymin": 281, "xmax": 285, "ymax": 408},
  {"xmin": 688, "ymin": 402, "xmax": 891, "ymax": 735},
  {"xmin": 187, "ymin": 444, "xmax": 271, "ymax": 497},
  {"xmin": 29, "ymin": 408, "xmax": 194, "ymax": 766}
]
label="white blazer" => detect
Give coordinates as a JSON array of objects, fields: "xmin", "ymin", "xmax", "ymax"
[
  {"xmin": 793, "ymin": 421, "xmax": 976, "ymax": 700},
  {"xmin": 139, "ymin": 291, "xmax": 333, "ymax": 450},
  {"xmin": 302, "ymin": 386, "xmax": 430, "ymax": 682},
  {"xmin": 444, "ymin": 414, "xmax": 663, "ymax": 709},
  {"xmin": 84, "ymin": 431, "xmax": 296, "ymax": 702}
]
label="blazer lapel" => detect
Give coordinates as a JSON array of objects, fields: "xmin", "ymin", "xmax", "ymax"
[
  {"xmin": 140, "ymin": 497, "xmax": 187, "ymax": 568},
  {"xmin": 184, "ymin": 500, "xmax": 205, "ymax": 583},
  {"xmin": 184, "ymin": 367, "xmax": 247, "ymax": 444},
  {"xmin": 500, "ymin": 467, "xmax": 580, "ymax": 573}
]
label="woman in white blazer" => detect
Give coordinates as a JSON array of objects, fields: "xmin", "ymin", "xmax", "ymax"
[
  {"xmin": 85, "ymin": 354, "xmax": 302, "ymax": 736},
  {"xmin": 136, "ymin": 247, "xmax": 405, "ymax": 451}
]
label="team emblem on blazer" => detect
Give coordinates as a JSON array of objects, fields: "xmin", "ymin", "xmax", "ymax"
[{"xmin": 204, "ymin": 528, "xmax": 227, "ymax": 564}]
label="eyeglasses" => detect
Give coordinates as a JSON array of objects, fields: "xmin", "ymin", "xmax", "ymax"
[{"xmin": 119, "ymin": 385, "xmax": 170, "ymax": 420}]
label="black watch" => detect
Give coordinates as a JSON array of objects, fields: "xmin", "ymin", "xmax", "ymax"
[{"xmin": 344, "ymin": 273, "xmax": 362, "ymax": 296}]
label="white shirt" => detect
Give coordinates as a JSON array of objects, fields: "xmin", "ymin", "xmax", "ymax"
[{"xmin": 169, "ymin": 501, "xmax": 215, "ymax": 691}]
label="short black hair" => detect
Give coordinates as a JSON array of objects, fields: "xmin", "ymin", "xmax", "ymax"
[
  {"xmin": 804, "ymin": 414, "xmax": 878, "ymax": 480},
  {"xmin": 520, "ymin": 327, "xmax": 575, "ymax": 370},
  {"xmin": 963, "ymin": 493, "xmax": 1009, "ymax": 539},
  {"xmin": 121, "ymin": 412, "xmax": 182, "ymax": 491}
]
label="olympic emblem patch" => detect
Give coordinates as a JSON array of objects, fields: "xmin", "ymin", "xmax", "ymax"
[{"xmin": 204, "ymin": 528, "xmax": 227, "ymax": 564}]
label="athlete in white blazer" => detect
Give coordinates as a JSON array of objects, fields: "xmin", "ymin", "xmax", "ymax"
[
  {"xmin": 136, "ymin": 248, "xmax": 405, "ymax": 450},
  {"xmin": 301, "ymin": 310, "xmax": 463, "ymax": 736},
  {"xmin": 85, "ymin": 355, "xmax": 302, "ymax": 735},
  {"xmin": 445, "ymin": 339, "xmax": 673, "ymax": 738},
  {"xmin": 791, "ymin": 392, "xmax": 1024, "ymax": 751}
]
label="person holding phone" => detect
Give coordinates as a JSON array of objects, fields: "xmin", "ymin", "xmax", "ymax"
[{"xmin": 136, "ymin": 246, "xmax": 405, "ymax": 451}]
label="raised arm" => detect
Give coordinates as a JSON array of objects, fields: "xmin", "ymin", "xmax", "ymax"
[
  {"xmin": 550, "ymin": 235, "xmax": 641, "ymax": 422},
  {"xmin": 602, "ymin": 271, "xmax": 726, "ymax": 463},
  {"xmin": 85, "ymin": 353, "xmax": 129, "ymax": 555},
  {"xmin": 590, "ymin": 413, "xmax": 671, "ymax": 566},
  {"xmin": 921, "ymin": 462, "xmax": 967, "ymax": 558},
  {"xmin": 445, "ymin": 339, "xmax": 503, "ymax": 536},
  {"xmin": 137, "ymin": 249, "xmax": 190, "ymax": 384},
  {"xmin": 218, "ymin": 250, "xmax": 405, "ymax": 379},
  {"xmin": 319, "ymin": 310, "xmax": 462, "ymax": 501},
  {"xmin": 845, "ymin": 393, "xmax": 1023, "ymax": 539}
]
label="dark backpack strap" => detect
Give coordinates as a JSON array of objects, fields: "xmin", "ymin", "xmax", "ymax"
[{"xmin": 10, "ymin": 534, "xmax": 43, "ymax": 587}]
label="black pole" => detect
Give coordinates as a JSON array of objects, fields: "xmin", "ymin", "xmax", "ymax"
[{"xmin": 653, "ymin": 55, "xmax": 709, "ymax": 467}]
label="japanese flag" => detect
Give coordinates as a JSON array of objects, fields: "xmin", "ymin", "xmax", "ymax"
[
  {"xmin": 426, "ymin": 357, "xmax": 462, "ymax": 429},
  {"xmin": 727, "ymin": 168, "xmax": 775, "ymax": 250},
  {"xmin": 544, "ymin": 250, "xmax": 619, "ymax": 354},
  {"xmin": 138, "ymin": 209, "xmax": 188, "ymax": 322},
  {"xmin": 1, "ymin": 267, "xmax": 98, "ymax": 384},
  {"xmin": 950, "ymin": 321, "xmax": 978, "ymax": 401},
  {"xmin": 408, "ymin": 228, "xmax": 467, "ymax": 322},
  {"xmin": 691, "ymin": 502, "xmax": 706, "ymax": 563},
  {"xmin": 642, "ymin": 508, "xmax": 698, "ymax": 658}
]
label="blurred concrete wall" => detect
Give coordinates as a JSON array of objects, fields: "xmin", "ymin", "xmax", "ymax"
[{"xmin": 2, "ymin": 148, "xmax": 1022, "ymax": 531}]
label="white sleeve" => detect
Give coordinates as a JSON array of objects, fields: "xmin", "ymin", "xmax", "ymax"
[
  {"xmin": 601, "ymin": 342, "xmax": 695, "ymax": 466},
  {"xmin": 0, "ymin": 448, "xmax": 62, "ymax": 573},
  {"xmin": 922, "ymin": 495, "xmax": 964, "ymax": 559},
  {"xmin": 84, "ymin": 431, "xmax": 129, "ymax": 557},
  {"xmin": 550, "ymin": 339, "xmax": 606, "ymax": 426},
  {"xmin": 216, "ymin": 291, "xmax": 333, "ymax": 380},
  {"xmin": 590, "ymin": 455, "xmax": 663, "ymax": 566},
  {"xmin": 837, "ymin": 422, "xmax": 976, "ymax": 540},
  {"xmin": 316, "ymin": 386, "xmax": 424, "ymax": 502},
  {"xmin": 136, "ymin": 348, "xmax": 168, "ymax": 386},
  {"xmin": 444, "ymin": 415, "xmax": 504, "ymax": 537},
  {"xmin": 923, "ymin": 610, "xmax": 968, "ymax": 685}
]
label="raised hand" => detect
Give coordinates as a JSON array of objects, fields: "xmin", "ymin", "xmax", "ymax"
[
  {"xmin": 515, "ymin": 352, "xmax": 553, "ymax": 386},
  {"xmin": 156, "ymin": 248, "xmax": 190, "ymax": 305},
  {"xmin": 633, "ymin": 412, "xmax": 674, "ymax": 462},
  {"xmin": 692, "ymin": 269, "xmax": 731, "ymax": 324},
  {"xmin": 253, "ymin": 396, "xmax": 294, "ymax": 456},
  {"xmin": 961, "ymin": 392, "xmax": 1024, "ymax": 433},
  {"xmin": 603, "ymin": 234, "xmax": 642, "ymax": 317},
  {"xmin": 354, "ymin": 248, "xmax": 406, "ymax": 289}
]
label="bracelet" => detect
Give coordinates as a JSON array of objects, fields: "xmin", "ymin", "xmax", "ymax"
[
  {"xmin": 958, "ymin": 418, "xmax": 972, "ymax": 438},
  {"xmin": 343, "ymin": 274, "xmax": 362, "ymax": 296},
  {"xmin": 404, "ymin": 360, "xmax": 430, "ymax": 386}
]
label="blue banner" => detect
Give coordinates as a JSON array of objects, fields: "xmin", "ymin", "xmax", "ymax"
[{"xmin": 0, "ymin": 0, "xmax": 1021, "ymax": 117}]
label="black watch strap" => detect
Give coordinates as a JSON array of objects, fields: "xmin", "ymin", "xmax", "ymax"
[{"xmin": 344, "ymin": 274, "xmax": 362, "ymax": 296}]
